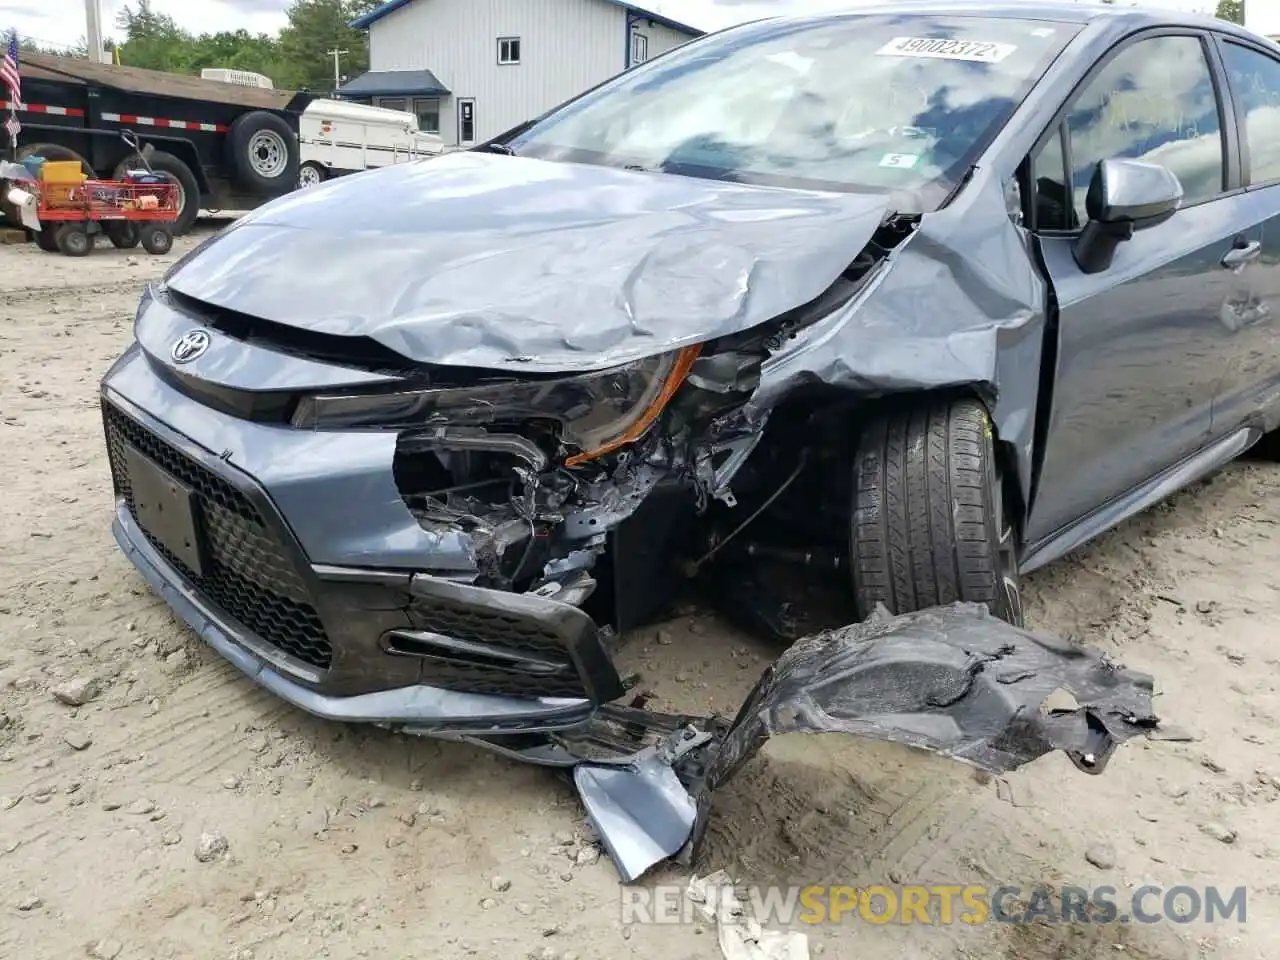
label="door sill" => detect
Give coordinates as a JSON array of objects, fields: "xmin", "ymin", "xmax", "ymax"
[{"xmin": 1020, "ymin": 425, "xmax": 1260, "ymax": 573}]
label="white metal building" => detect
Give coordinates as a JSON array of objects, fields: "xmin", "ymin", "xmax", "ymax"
[{"xmin": 339, "ymin": 0, "xmax": 703, "ymax": 147}]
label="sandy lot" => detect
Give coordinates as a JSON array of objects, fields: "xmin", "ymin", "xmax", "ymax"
[{"xmin": 1, "ymin": 230, "xmax": 1278, "ymax": 960}]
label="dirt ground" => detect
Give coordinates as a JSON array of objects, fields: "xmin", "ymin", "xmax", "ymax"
[{"xmin": 1, "ymin": 228, "xmax": 1278, "ymax": 960}]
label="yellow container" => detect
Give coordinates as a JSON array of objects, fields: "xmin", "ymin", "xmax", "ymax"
[{"xmin": 40, "ymin": 160, "xmax": 87, "ymax": 185}]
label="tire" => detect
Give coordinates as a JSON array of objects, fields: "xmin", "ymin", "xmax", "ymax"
[
  {"xmin": 133, "ymin": 151, "xmax": 200, "ymax": 236},
  {"xmin": 851, "ymin": 396, "xmax": 1023, "ymax": 626},
  {"xmin": 104, "ymin": 222, "xmax": 140, "ymax": 249},
  {"xmin": 298, "ymin": 161, "xmax": 326, "ymax": 189},
  {"xmin": 228, "ymin": 110, "xmax": 298, "ymax": 194},
  {"xmin": 140, "ymin": 224, "xmax": 174, "ymax": 256},
  {"xmin": 33, "ymin": 228, "xmax": 60, "ymax": 252},
  {"xmin": 54, "ymin": 222, "xmax": 92, "ymax": 257}
]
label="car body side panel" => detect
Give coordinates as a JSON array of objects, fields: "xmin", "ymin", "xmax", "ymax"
[
  {"xmin": 1210, "ymin": 32, "xmax": 1280, "ymax": 437},
  {"xmin": 1025, "ymin": 198, "xmax": 1263, "ymax": 546},
  {"xmin": 1233, "ymin": 196, "xmax": 1280, "ymax": 434}
]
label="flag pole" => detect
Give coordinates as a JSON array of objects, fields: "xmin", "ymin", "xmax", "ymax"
[{"xmin": 4, "ymin": 29, "xmax": 19, "ymax": 161}]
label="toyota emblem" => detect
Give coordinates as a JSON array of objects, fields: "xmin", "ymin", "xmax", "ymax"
[{"xmin": 171, "ymin": 329, "xmax": 211, "ymax": 364}]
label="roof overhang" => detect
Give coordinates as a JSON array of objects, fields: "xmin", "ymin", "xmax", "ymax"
[{"xmin": 335, "ymin": 69, "xmax": 451, "ymax": 98}]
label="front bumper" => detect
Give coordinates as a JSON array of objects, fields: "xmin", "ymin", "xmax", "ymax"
[{"xmin": 102, "ymin": 368, "xmax": 621, "ymax": 734}]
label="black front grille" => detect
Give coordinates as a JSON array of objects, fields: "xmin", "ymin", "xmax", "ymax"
[
  {"xmin": 407, "ymin": 595, "xmax": 587, "ymax": 698},
  {"xmin": 103, "ymin": 402, "xmax": 333, "ymax": 670}
]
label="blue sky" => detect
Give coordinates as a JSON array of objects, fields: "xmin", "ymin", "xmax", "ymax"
[{"xmin": 5, "ymin": 0, "xmax": 1272, "ymax": 55}]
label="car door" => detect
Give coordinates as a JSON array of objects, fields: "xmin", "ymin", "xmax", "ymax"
[
  {"xmin": 1211, "ymin": 37, "xmax": 1280, "ymax": 435},
  {"xmin": 1022, "ymin": 31, "xmax": 1262, "ymax": 547}
]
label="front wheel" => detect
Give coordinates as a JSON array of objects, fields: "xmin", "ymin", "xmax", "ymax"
[{"xmin": 850, "ymin": 396, "xmax": 1022, "ymax": 626}]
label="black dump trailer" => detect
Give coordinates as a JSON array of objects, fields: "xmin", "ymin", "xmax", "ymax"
[{"xmin": 4, "ymin": 53, "xmax": 312, "ymax": 234}]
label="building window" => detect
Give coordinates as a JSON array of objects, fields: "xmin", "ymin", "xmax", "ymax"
[
  {"xmin": 413, "ymin": 97, "xmax": 440, "ymax": 134},
  {"xmin": 377, "ymin": 97, "xmax": 407, "ymax": 112},
  {"xmin": 458, "ymin": 99, "xmax": 476, "ymax": 145},
  {"xmin": 631, "ymin": 32, "xmax": 648, "ymax": 64},
  {"xmin": 498, "ymin": 37, "xmax": 521, "ymax": 65}
]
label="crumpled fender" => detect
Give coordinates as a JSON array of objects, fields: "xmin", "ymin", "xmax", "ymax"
[
  {"xmin": 574, "ymin": 603, "xmax": 1158, "ymax": 882},
  {"xmin": 749, "ymin": 174, "xmax": 1049, "ymax": 510}
]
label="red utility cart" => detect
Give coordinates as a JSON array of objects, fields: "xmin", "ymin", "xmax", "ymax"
[{"xmin": 35, "ymin": 176, "xmax": 179, "ymax": 257}]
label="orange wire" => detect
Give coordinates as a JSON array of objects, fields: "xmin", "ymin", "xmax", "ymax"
[{"xmin": 564, "ymin": 344, "xmax": 703, "ymax": 467}]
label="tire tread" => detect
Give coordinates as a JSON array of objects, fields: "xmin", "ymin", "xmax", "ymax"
[{"xmin": 851, "ymin": 396, "xmax": 1009, "ymax": 621}]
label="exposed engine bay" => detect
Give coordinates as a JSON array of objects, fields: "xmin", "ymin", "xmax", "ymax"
[{"xmin": 297, "ymin": 215, "xmax": 926, "ymax": 640}]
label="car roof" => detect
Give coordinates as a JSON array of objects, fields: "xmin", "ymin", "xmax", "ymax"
[{"xmin": 739, "ymin": 1, "xmax": 1262, "ymax": 43}]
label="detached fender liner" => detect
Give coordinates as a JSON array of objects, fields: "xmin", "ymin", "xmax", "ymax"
[{"xmin": 572, "ymin": 602, "xmax": 1159, "ymax": 882}]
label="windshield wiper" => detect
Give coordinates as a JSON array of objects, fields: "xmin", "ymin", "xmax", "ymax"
[{"xmin": 475, "ymin": 142, "xmax": 517, "ymax": 156}]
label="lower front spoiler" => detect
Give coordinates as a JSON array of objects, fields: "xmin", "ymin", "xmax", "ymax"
[
  {"xmin": 113, "ymin": 505, "xmax": 595, "ymax": 733},
  {"xmin": 116, "ymin": 502, "xmax": 1160, "ymax": 883}
]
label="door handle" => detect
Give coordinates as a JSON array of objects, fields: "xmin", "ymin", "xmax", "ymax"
[{"xmin": 1222, "ymin": 240, "xmax": 1262, "ymax": 268}]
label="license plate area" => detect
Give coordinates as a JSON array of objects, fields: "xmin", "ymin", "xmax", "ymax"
[{"xmin": 124, "ymin": 445, "xmax": 206, "ymax": 576}]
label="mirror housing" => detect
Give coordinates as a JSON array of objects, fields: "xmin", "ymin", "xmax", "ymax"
[{"xmin": 1073, "ymin": 159, "xmax": 1184, "ymax": 274}]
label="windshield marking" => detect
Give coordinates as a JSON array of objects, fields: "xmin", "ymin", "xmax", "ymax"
[{"xmin": 877, "ymin": 37, "xmax": 1018, "ymax": 64}]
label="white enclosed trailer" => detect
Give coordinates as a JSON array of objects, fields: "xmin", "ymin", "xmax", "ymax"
[{"xmin": 298, "ymin": 99, "xmax": 445, "ymax": 187}]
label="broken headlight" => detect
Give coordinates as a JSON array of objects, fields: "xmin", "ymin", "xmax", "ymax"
[{"xmin": 292, "ymin": 345, "xmax": 701, "ymax": 464}]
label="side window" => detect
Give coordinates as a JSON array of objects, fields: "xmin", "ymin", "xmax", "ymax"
[
  {"xmin": 1220, "ymin": 42, "xmax": 1280, "ymax": 185},
  {"xmin": 1065, "ymin": 36, "xmax": 1225, "ymax": 224}
]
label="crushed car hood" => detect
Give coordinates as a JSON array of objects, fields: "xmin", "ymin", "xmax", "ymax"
[
  {"xmin": 568, "ymin": 604, "xmax": 1158, "ymax": 882},
  {"xmin": 164, "ymin": 152, "xmax": 892, "ymax": 371}
]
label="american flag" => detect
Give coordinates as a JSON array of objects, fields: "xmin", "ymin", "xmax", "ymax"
[{"xmin": 2, "ymin": 30, "xmax": 22, "ymax": 111}]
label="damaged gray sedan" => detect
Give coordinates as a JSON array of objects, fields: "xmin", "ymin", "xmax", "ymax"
[{"xmin": 100, "ymin": 2, "xmax": 1280, "ymax": 878}]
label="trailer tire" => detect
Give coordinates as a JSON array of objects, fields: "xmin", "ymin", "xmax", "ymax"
[
  {"xmin": 140, "ymin": 223, "xmax": 174, "ymax": 256},
  {"xmin": 18, "ymin": 143, "xmax": 95, "ymax": 177},
  {"xmin": 229, "ymin": 111, "xmax": 298, "ymax": 194},
  {"xmin": 135, "ymin": 151, "xmax": 200, "ymax": 236},
  {"xmin": 34, "ymin": 228, "xmax": 60, "ymax": 252},
  {"xmin": 298, "ymin": 162, "xmax": 326, "ymax": 189},
  {"xmin": 55, "ymin": 223, "xmax": 92, "ymax": 257},
  {"xmin": 105, "ymin": 222, "xmax": 141, "ymax": 249}
]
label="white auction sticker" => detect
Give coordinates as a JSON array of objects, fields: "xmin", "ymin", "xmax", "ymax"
[
  {"xmin": 876, "ymin": 37, "xmax": 1017, "ymax": 63},
  {"xmin": 879, "ymin": 153, "xmax": 921, "ymax": 169}
]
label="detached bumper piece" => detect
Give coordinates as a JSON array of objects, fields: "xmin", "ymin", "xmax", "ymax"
[{"xmin": 566, "ymin": 603, "xmax": 1159, "ymax": 882}]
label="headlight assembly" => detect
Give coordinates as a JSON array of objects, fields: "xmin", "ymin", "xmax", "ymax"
[{"xmin": 292, "ymin": 345, "xmax": 701, "ymax": 465}]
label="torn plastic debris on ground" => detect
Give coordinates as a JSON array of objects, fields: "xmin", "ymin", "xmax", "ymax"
[
  {"xmin": 688, "ymin": 870, "xmax": 810, "ymax": 960},
  {"xmin": 570, "ymin": 602, "xmax": 1159, "ymax": 882}
]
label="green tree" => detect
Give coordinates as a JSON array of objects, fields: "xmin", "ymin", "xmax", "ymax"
[
  {"xmin": 38, "ymin": 0, "xmax": 379, "ymax": 93},
  {"xmin": 114, "ymin": 0, "xmax": 196, "ymax": 72},
  {"xmin": 1215, "ymin": 0, "xmax": 1245, "ymax": 25},
  {"xmin": 277, "ymin": 0, "xmax": 379, "ymax": 93},
  {"xmin": 19, "ymin": 36, "xmax": 88, "ymax": 58}
]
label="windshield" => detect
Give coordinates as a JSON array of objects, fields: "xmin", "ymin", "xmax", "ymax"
[{"xmin": 509, "ymin": 15, "xmax": 1079, "ymax": 208}]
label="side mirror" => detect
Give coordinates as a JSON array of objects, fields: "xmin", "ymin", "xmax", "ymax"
[{"xmin": 1073, "ymin": 159, "xmax": 1184, "ymax": 274}]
